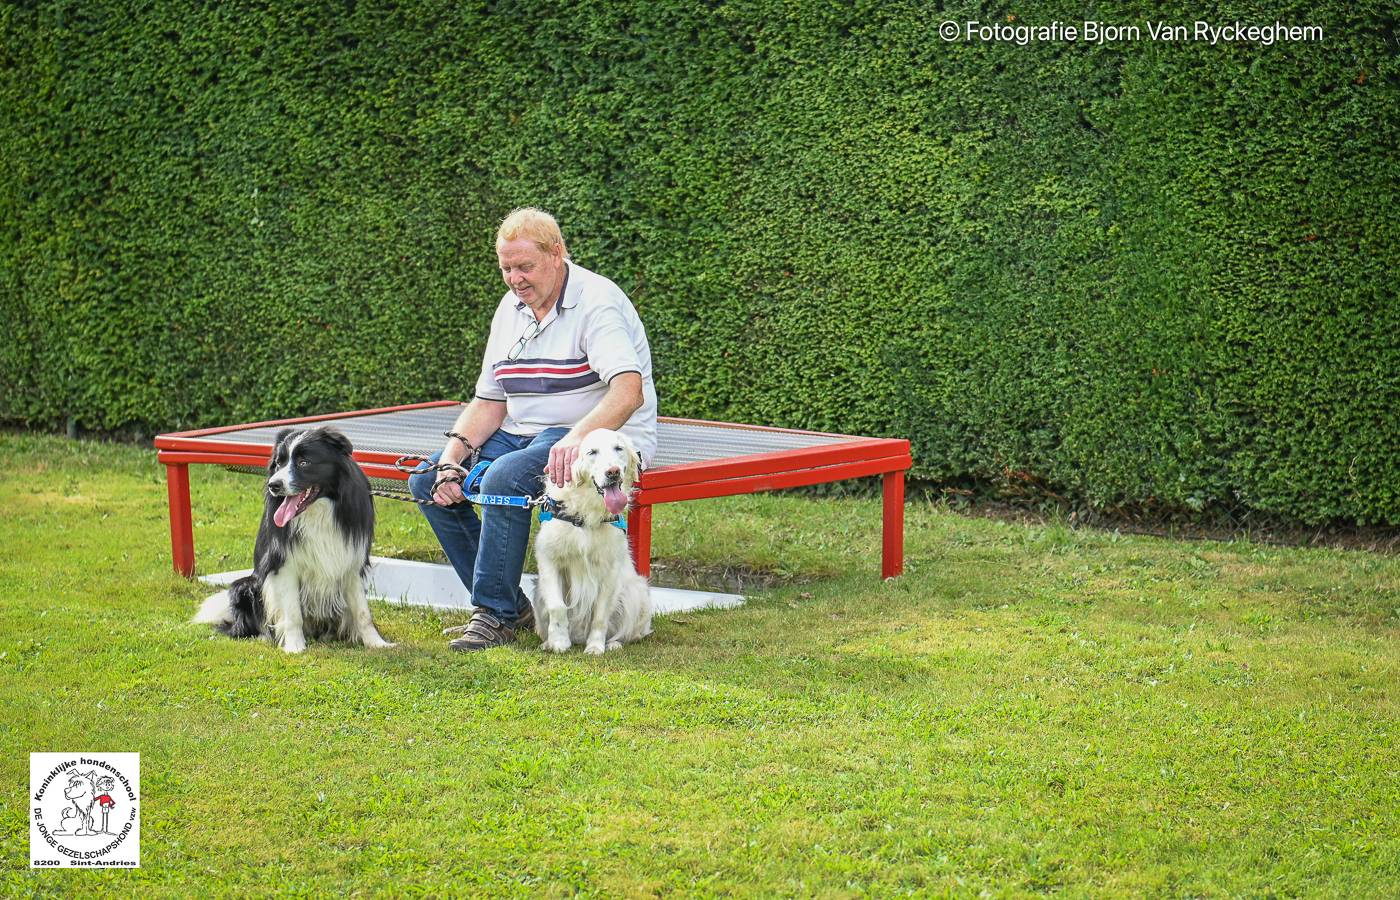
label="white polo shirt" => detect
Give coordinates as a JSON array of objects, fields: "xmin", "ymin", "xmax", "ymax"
[{"xmin": 474, "ymin": 260, "xmax": 659, "ymax": 466}]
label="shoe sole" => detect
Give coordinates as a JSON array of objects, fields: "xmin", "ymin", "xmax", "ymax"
[{"xmin": 450, "ymin": 638, "xmax": 515, "ymax": 651}]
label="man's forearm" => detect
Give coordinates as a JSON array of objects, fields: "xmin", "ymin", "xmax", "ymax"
[
  {"xmin": 566, "ymin": 373, "xmax": 644, "ymax": 441},
  {"xmin": 443, "ymin": 398, "xmax": 507, "ymax": 464},
  {"xmin": 545, "ymin": 373, "xmax": 645, "ymax": 486}
]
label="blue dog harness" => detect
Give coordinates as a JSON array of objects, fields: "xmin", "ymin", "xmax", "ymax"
[{"xmin": 538, "ymin": 497, "xmax": 628, "ymax": 531}]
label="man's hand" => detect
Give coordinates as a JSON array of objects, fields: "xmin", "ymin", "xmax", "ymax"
[
  {"xmin": 546, "ymin": 434, "xmax": 582, "ymax": 487},
  {"xmin": 431, "ymin": 451, "xmax": 470, "ymax": 506},
  {"xmin": 432, "ymin": 471, "xmax": 466, "ymax": 507},
  {"xmin": 429, "ymin": 398, "xmax": 506, "ymax": 505}
]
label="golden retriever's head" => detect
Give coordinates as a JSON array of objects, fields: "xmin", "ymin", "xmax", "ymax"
[{"xmin": 572, "ymin": 428, "xmax": 641, "ymax": 516}]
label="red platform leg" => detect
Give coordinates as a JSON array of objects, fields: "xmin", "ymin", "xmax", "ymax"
[
  {"xmin": 881, "ymin": 470, "xmax": 905, "ymax": 579},
  {"xmin": 628, "ymin": 504, "xmax": 652, "ymax": 576},
  {"xmin": 166, "ymin": 462, "xmax": 195, "ymax": 577}
]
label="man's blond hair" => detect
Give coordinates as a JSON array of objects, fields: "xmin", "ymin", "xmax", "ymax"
[{"xmin": 496, "ymin": 207, "xmax": 569, "ymax": 258}]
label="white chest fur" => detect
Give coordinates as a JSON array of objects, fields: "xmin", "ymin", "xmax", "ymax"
[
  {"xmin": 283, "ymin": 500, "xmax": 365, "ymax": 610},
  {"xmin": 537, "ymin": 519, "xmax": 627, "ymax": 572}
]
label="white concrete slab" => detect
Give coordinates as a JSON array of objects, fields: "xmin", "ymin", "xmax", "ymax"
[{"xmin": 198, "ymin": 555, "xmax": 745, "ymax": 617}]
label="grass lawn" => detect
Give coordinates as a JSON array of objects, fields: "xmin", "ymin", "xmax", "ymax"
[{"xmin": 1, "ymin": 432, "xmax": 1397, "ymax": 896}]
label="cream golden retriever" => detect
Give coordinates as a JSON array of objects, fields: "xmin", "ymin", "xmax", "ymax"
[{"xmin": 532, "ymin": 429, "xmax": 652, "ymax": 654}]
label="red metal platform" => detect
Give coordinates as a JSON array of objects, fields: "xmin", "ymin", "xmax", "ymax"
[{"xmin": 155, "ymin": 401, "xmax": 912, "ymax": 580}]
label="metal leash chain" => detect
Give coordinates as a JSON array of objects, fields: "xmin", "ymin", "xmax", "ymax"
[
  {"xmin": 370, "ymin": 432, "xmax": 548, "ymax": 510},
  {"xmin": 369, "ymin": 433, "xmax": 628, "ymax": 534},
  {"xmin": 370, "ymin": 488, "xmax": 547, "ymax": 508},
  {"xmin": 370, "ymin": 486, "xmax": 463, "ymax": 508}
]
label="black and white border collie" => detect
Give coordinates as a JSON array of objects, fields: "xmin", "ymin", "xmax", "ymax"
[{"xmin": 194, "ymin": 426, "xmax": 393, "ymax": 653}]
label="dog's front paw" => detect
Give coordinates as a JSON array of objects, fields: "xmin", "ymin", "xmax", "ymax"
[
  {"xmin": 584, "ymin": 640, "xmax": 606, "ymax": 656},
  {"xmin": 361, "ymin": 633, "xmax": 395, "ymax": 649},
  {"xmin": 281, "ymin": 633, "xmax": 307, "ymax": 654},
  {"xmin": 541, "ymin": 636, "xmax": 571, "ymax": 654}
]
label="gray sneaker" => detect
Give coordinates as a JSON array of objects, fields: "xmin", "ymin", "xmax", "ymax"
[{"xmin": 447, "ymin": 610, "xmax": 516, "ymax": 651}]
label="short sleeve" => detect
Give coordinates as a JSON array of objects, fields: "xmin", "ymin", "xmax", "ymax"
[
  {"xmin": 583, "ymin": 301, "xmax": 642, "ymax": 383},
  {"xmin": 474, "ymin": 305, "xmax": 509, "ymax": 401},
  {"xmin": 474, "ymin": 360, "xmax": 506, "ymax": 401}
]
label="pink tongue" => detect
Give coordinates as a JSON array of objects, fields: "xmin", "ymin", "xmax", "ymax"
[
  {"xmin": 603, "ymin": 484, "xmax": 628, "ymax": 516},
  {"xmin": 274, "ymin": 493, "xmax": 302, "ymax": 528}
]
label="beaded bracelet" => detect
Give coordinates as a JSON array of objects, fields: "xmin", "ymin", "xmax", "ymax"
[{"xmin": 444, "ymin": 431, "xmax": 474, "ymax": 453}]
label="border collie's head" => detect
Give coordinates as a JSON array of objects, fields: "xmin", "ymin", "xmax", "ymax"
[{"xmin": 265, "ymin": 427, "xmax": 356, "ymax": 527}]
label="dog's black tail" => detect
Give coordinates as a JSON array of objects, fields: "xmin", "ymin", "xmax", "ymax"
[
  {"xmin": 194, "ymin": 578, "xmax": 264, "ymax": 639},
  {"xmin": 220, "ymin": 576, "xmax": 266, "ymax": 639},
  {"xmin": 193, "ymin": 575, "xmax": 266, "ymax": 639}
]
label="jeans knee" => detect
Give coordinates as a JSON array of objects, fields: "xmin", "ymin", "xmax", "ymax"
[{"xmin": 481, "ymin": 460, "xmax": 542, "ymax": 498}]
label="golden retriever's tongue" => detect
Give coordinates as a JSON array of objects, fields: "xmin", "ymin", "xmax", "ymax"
[
  {"xmin": 603, "ymin": 484, "xmax": 628, "ymax": 516},
  {"xmin": 274, "ymin": 491, "xmax": 306, "ymax": 527}
]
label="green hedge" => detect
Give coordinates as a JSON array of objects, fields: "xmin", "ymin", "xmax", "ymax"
[{"xmin": 2, "ymin": 1, "xmax": 1397, "ymax": 524}]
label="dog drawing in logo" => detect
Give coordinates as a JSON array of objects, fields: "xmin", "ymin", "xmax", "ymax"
[
  {"xmin": 55, "ymin": 771, "xmax": 100, "ymax": 836},
  {"xmin": 54, "ymin": 808, "xmax": 80, "ymax": 836}
]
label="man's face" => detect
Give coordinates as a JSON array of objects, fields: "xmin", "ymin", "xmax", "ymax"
[{"xmin": 497, "ymin": 238, "xmax": 564, "ymax": 314}]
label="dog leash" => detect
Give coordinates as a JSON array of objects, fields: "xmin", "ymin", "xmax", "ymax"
[
  {"xmin": 373, "ymin": 454, "xmax": 549, "ymax": 509},
  {"xmin": 372, "ymin": 456, "xmax": 628, "ymax": 531},
  {"xmin": 368, "ymin": 434, "xmax": 630, "ymax": 528}
]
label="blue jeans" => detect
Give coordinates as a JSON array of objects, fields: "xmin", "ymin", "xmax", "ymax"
[{"xmin": 408, "ymin": 427, "xmax": 568, "ymax": 625}]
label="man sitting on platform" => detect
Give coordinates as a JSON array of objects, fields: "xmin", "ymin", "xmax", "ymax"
[{"xmin": 408, "ymin": 207, "xmax": 658, "ymax": 650}]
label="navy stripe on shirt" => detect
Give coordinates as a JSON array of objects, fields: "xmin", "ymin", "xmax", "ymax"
[{"xmin": 496, "ymin": 371, "xmax": 602, "ymax": 394}]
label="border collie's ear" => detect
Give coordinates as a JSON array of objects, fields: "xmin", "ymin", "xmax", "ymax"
[
  {"xmin": 628, "ymin": 449, "xmax": 642, "ymax": 486},
  {"xmin": 319, "ymin": 427, "xmax": 354, "ymax": 456},
  {"xmin": 269, "ymin": 428, "xmax": 297, "ymax": 473}
]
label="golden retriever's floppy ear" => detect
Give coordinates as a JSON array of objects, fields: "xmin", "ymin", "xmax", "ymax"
[{"xmin": 571, "ymin": 446, "xmax": 593, "ymax": 487}]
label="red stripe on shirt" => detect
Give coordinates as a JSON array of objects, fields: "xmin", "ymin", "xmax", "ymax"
[{"xmin": 493, "ymin": 363, "xmax": 592, "ymax": 376}]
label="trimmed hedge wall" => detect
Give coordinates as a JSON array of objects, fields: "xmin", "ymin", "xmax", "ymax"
[{"xmin": 2, "ymin": 1, "xmax": 1397, "ymax": 524}]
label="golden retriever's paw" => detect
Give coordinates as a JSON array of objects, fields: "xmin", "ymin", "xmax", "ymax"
[
  {"xmin": 584, "ymin": 640, "xmax": 606, "ymax": 656},
  {"xmin": 542, "ymin": 636, "xmax": 571, "ymax": 654}
]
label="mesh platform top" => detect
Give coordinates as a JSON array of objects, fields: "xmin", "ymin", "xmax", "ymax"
[{"xmin": 184, "ymin": 404, "xmax": 862, "ymax": 469}]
